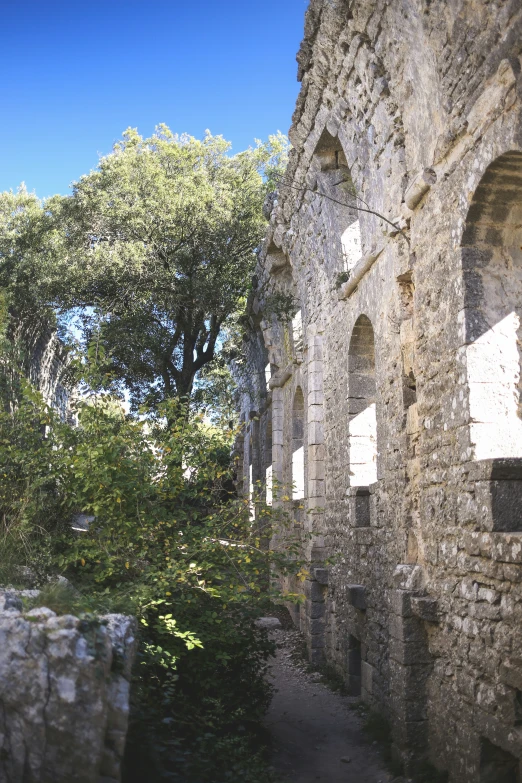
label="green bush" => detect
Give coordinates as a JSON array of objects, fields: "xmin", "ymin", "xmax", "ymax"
[{"xmin": 0, "ymin": 376, "xmax": 299, "ymax": 781}]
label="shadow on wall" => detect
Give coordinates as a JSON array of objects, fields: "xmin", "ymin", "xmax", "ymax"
[
  {"xmin": 480, "ymin": 737, "xmax": 520, "ymax": 783},
  {"xmin": 462, "ymin": 150, "xmax": 522, "ymax": 461},
  {"xmin": 462, "ymin": 151, "xmax": 522, "ymax": 534},
  {"xmin": 489, "ymin": 459, "xmax": 522, "ymax": 532}
]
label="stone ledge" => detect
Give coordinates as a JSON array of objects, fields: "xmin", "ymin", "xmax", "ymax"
[
  {"xmin": 346, "ymin": 584, "xmax": 367, "ymax": 610},
  {"xmin": 337, "ymin": 245, "xmax": 384, "ymax": 300},
  {"xmin": 268, "ymin": 365, "xmax": 293, "ymax": 388},
  {"xmin": 462, "ymin": 458, "xmax": 522, "ymax": 482},
  {"xmin": 462, "ymin": 531, "xmax": 522, "ymax": 563},
  {"xmin": 314, "ymin": 567, "xmax": 329, "ymax": 585},
  {"xmin": 345, "ymin": 481, "xmax": 379, "ymax": 497},
  {"xmin": 410, "ymin": 596, "xmax": 439, "ymax": 623},
  {"xmin": 404, "ymin": 168, "xmax": 437, "ymax": 210}
]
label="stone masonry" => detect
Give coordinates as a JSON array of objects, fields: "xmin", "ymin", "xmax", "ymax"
[
  {"xmin": 236, "ymin": 1, "xmax": 522, "ymax": 780},
  {"xmin": 0, "ymin": 590, "xmax": 136, "ymax": 783}
]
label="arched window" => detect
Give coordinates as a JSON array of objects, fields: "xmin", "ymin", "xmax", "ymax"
[
  {"xmin": 461, "ymin": 151, "xmax": 522, "ymax": 460},
  {"xmin": 265, "ymin": 413, "xmax": 273, "ymax": 506},
  {"xmin": 348, "ymin": 315, "xmax": 377, "ymax": 486},
  {"xmin": 341, "ymin": 220, "xmax": 362, "ymax": 272},
  {"xmin": 292, "ymin": 387, "xmax": 305, "ymax": 500},
  {"xmin": 312, "ymin": 128, "xmax": 362, "ymax": 274},
  {"xmin": 292, "ymin": 310, "xmax": 303, "ymax": 356}
]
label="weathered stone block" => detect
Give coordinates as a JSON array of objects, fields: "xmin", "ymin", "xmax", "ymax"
[
  {"xmin": 389, "ymin": 589, "xmax": 414, "ymax": 618},
  {"xmin": 499, "ymin": 658, "xmax": 522, "ymax": 690},
  {"xmin": 389, "ymin": 660, "xmax": 432, "ymax": 697},
  {"xmin": 346, "ymin": 584, "xmax": 367, "ymax": 610},
  {"xmin": 392, "ymin": 716, "xmax": 428, "ymax": 752},
  {"xmin": 393, "ymin": 565, "xmax": 425, "ymax": 591},
  {"xmin": 389, "ymin": 638, "xmax": 433, "ymax": 666},
  {"xmin": 361, "ymin": 660, "xmax": 374, "ymax": 696},
  {"xmin": 314, "ymin": 567, "xmax": 329, "ymax": 585},
  {"xmin": 0, "ymin": 594, "xmax": 136, "ymax": 783},
  {"xmin": 310, "ymin": 633, "xmax": 326, "ymax": 649},
  {"xmin": 411, "ymin": 596, "xmax": 439, "ymax": 623},
  {"xmin": 389, "ymin": 613, "xmax": 426, "ymax": 644},
  {"xmin": 304, "ymin": 579, "xmax": 325, "ymax": 602},
  {"xmin": 305, "ymin": 599, "xmax": 326, "ymax": 620}
]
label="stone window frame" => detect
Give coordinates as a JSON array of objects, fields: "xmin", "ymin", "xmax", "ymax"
[
  {"xmin": 291, "ymin": 386, "xmax": 306, "ymax": 503},
  {"xmin": 311, "ymin": 128, "xmax": 362, "ymax": 276},
  {"xmin": 347, "ymin": 314, "xmax": 378, "ymax": 526},
  {"xmin": 460, "ymin": 150, "xmax": 522, "ymax": 533}
]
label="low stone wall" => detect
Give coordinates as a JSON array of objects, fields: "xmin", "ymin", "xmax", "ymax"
[{"xmin": 0, "ymin": 590, "xmax": 136, "ymax": 783}]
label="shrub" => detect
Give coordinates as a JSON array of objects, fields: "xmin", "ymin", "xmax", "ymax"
[{"xmin": 0, "ymin": 380, "xmax": 299, "ymax": 781}]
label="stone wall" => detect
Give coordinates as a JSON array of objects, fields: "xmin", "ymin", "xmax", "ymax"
[
  {"xmin": 6, "ymin": 313, "xmax": 75, "ymax": 420},
  {"xmin": 0, "ymin": 591, "xmax": 136, "ymax": 783},
  {"xmin": 22, "ymin": 320, "xmax": 74, "ymax": 420},
  {"xmin": 237, "ymin": 1, "xmax": 522, "ymax": 780}
]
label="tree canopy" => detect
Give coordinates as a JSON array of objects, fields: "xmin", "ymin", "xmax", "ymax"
[{"xmin": 40, "ymin": 126, "xmax": 288, "ymax": 408}]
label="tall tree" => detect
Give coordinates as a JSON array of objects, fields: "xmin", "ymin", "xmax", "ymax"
[{"xmin": 47, "ymin": 126, "xmax": 288, "ymax": 408}]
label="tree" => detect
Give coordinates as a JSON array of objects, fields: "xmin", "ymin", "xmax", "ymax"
[{"xmin": 48, "ymin": 126, "xmax": 288, "ymax": 409}]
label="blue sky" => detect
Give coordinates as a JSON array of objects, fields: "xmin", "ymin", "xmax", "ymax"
[{"xmin": 0, "ymin": 0, "xmax": 307, "ymax": 198}]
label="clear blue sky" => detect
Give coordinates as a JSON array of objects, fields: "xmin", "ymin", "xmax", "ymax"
[{"xmin": 0, "ymin": 0, "xmax": 307, "ymax": 198}]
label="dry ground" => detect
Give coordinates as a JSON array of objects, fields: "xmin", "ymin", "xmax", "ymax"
[{"xmin": 265, "ymin": 625, "xmax": 408, "ymax": 783}]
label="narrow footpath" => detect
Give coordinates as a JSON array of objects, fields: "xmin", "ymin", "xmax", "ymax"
[{"xmin": 264, "ymin": 624, "xmax": 405, "ymax": 783}]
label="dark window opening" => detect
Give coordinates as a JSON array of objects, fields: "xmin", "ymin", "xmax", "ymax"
[
  {"xmin": 480, "ymin": 738, "xmax": 519, "ymax": 783},
  {"xmin": 490, "ymin": 460, "xmax": 522, "ymax": 533},
  {"xmin": 355, "ymin": 487, "xmax": 371, "ymax": 528},
  {"xmin": 403, "ymin": 369, "xmax": 417, "ymax": 408}
]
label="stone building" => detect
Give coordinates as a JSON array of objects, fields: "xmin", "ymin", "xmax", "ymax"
[{"xmin": 236, "ymin": 1, "xmax": 522, "ymax": 780}]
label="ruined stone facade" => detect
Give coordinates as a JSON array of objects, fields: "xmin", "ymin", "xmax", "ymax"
[
  {"xmin": 25, "ymin": 323, "xmax": 74, "ymax": 420},
  {"xmin": 237, "ymin": 1, "xmax": 522, "ymax": 779},
  {"xmin": 8, "ymin": 314, "xmax": 75, "ymax": 420}
]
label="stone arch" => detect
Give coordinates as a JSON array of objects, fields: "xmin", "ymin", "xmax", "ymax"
[
  {"xmin": 312, "ymin": 128, "xmax": 361, "ymax": 273},
  {"xmin": 461, "ymin": 150, "xmax": 522, "ymax": 461},
  {"xmin": 291, "ymin": 309, "xmax": 303, "ymax": 358},
  {"xmin": 348, "ymin": 315, "xmax": 377, "ymax": 487},
  {"xmin": 292, "ymin": 386, "xmax": 305, "ymax": 500}
]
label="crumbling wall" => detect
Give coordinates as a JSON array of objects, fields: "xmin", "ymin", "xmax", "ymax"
[
  {"xmin": 238, "ymin": 1, "xmax": 522, "ymax": 780},
  {"xmin": 0, "ymin": 590, "xmax": 136, "ymax": 783},
  {"xmin": 9, "ymin": 314, "xmax": 75, "ymax": 421}
]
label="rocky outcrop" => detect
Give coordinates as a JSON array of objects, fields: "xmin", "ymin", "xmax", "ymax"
[{"xmin": 0, "ymin": 591, "xmax": 136, "ymax": 783}]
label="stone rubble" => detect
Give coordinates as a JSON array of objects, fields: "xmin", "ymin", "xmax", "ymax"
[{"xmin": 0, "ymin": 590, "xmax": 136, "ymax": 783}]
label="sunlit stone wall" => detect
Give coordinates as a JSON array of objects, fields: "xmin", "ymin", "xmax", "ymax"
[{"xmin": 236, "ymin": 1, "xmax": 522, "ymax": 780}]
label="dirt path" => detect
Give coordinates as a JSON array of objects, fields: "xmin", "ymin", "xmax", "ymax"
[{"xmin": 265, "ymin": 627, "xmax": 403, "ymax": 783}]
